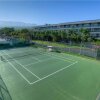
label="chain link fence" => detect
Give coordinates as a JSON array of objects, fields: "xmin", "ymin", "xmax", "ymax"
[
  {"xmin": 0, "ymin": 76, "xmax": 12, "ymax": 100},
  {"xmin": 34, "ymin": 42, "xmax": 100, "ymax": 60}
]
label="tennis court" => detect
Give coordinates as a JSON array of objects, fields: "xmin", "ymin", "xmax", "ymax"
[{"xmin": 0, "ymin": 46, "xmax": 100, "ymax": 100}]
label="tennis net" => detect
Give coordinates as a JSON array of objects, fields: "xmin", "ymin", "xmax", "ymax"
[{"xmin": 1, "ymin": 49, "xmax": 46, "ymax": 62}]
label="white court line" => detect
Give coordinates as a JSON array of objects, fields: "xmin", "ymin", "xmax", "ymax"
[
  {"xmin": 3, "ymin": 49, "xmax": 40, "ymax": 56},
  {"xmin": 26, "ymin": 51, "xmax": 73, "ymax": 63},
  {"xmin": 46, "ymin": 53, "xmax": 72, "ymax": 63},
  {"xmin": 0, "ymin": 52, "xmax": 31, "ymax": 84},
  {"xmin": 4, "ymin": 46, "xmax": 44, "ymax": 55},
  {"xmin": 25, "ymin": 51, "xmax": 74, "ymax": 67},
  {"xmin": 61, "ymin": 53, "xmax": 78, "ymax": 62},
  {"xmin": 31, "ymin": 56, "xmax": 41, "ymax": 62},
  {"xmin": 25, "ymin": 52, "xmax": 72, "ymax": 67},
  {"xmin": 2, "ymin": 51, "xmax": 41, "ymax": 80},
  {"xmin": 30, "ymin": 61, "xmax": 78, "ymax": 85},
  {"xmin": 48, "ymin": 52, "xmax": 76, "ymax": 62},
  {"xmin": 25, "ymin": 58, "xmax": 53, "ymax": 67},
  {"xmin": 25, "ymin": 61, "xmax": 40, "ymax": 67},
  {"xmin": 30, "ymin": 51, "xmax": 75, "ymax": 63}
]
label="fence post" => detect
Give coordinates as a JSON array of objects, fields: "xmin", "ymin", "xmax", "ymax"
[
  {"xmin": 97, "ymin": 48, "xmax": 100, "ymax": 60},
  {"xmin": 79, "ymin": 42, "xmax": 83, "ymax": 55}
]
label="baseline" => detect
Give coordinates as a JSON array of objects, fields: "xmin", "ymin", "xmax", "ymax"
[{"xmin": 30, "ymin": 61, "xmax": 78, "ymax": 85}]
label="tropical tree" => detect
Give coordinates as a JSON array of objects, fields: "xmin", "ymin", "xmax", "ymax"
[{"xmin": 80, "ymin": 28, "xmax": 91, "ymax": 42}]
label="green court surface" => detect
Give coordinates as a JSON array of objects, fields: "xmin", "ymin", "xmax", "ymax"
[{"xmin": 0, "ymin": 47, "xmax": 100, "ymax": 100}]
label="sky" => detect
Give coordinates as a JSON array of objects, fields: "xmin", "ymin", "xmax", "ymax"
[{"xmin": 0, "ymin": 0, "xmax": 100, "ymax": 25}]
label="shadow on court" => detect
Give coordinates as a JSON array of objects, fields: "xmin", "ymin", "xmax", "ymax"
[{"xmin": 0, "ymin": 75, "xmax": 12, "ymax": 100}]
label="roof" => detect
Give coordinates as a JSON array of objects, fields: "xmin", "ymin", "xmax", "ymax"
[{"xmin": 33, "ymin": 19, "xmax": 100, "ymax": 28}]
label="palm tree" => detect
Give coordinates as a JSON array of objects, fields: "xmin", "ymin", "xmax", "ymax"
[{"xmin": 80, "ymin": 28, "xmax": 91, "ymax": 42}]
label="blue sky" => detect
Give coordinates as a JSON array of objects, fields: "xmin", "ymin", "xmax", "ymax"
[{"xmin": 0, "ymin": 1, "xmax": 100, "ymax": 25}]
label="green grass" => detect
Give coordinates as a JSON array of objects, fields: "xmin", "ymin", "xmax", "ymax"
[
  {"xmin": 33, "ymin": 40, "xmax": 95, "ymax": 49},
  {"xmin": 33, "ymin": 40, "xmax": 82, "ymax": 48},
  {"xmin": 0, "ymin": 47, "xmax": 100, "ymax": 100}
]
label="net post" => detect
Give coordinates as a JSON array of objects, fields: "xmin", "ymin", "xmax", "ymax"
[{"xmin": 96, "ymin": 47, "xmax": 100, "ymax": 60}]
